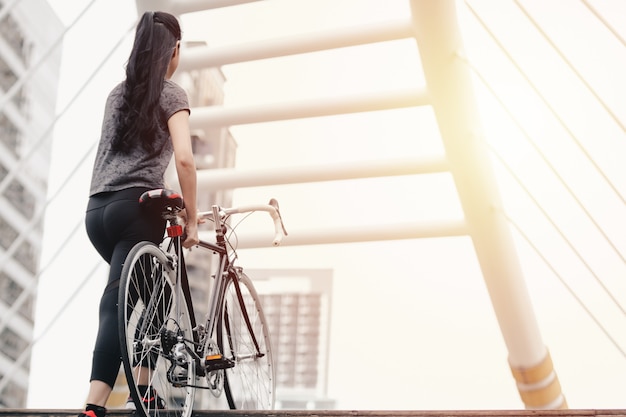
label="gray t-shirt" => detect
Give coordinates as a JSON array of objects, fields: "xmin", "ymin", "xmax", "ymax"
[{"xmin": 89, "ymin": 79, "xmax": 190, "ymax": 196}]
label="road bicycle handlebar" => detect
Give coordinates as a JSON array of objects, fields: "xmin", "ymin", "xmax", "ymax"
[{"xmin": 197, "ymin": 198, "xmax": 288, "ymax": 246}]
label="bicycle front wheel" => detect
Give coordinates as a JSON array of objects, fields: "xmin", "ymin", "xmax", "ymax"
[
  {"xmin": 219, "ymin": 269, "xmax": 275, "ymax": 409},
  {"xmin": 118, "ymin": 241, "xmax": 196, "ymax": 417}
]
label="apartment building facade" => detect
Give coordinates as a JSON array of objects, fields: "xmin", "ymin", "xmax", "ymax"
[{"xmin": 0, "ymin": 0, "xmax": 63, "ymax": 408}]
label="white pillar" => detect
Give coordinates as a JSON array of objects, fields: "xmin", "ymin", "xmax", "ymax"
[{"xmin": 410, "ymin": 0, "xmax": 566, "ymax": 409}]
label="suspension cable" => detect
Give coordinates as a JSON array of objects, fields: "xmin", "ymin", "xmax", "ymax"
[
  {"xmin": 504, "ymin": 211, "xmax": 625, "ymax": 358},
  {"xmin": 581, "ymin": 0, "xmax": 626, "ymax": 49},
  {"xmin": 464, "ymin": 0, "xmax": 625, "ymax": 206},
  {"xmin": 461, "ymin": 2, "xmax": 626, "ymax": 313},
  {"xmin": 487, "ymin": 134, "xmax": 625, "ymax": 315},
  {"xmin": 456, "ymin": 56, "xmax": 626, "ymax": 355},
  {"xmin": 484, "ymin": 129, "xmax": 626, "ymax": 354},
  {"xmin": 460, "ymin": 53, "xmax": 626, "ymax": 316},
  {"xmin": 513, "ymin": 0, "xmax": 626, "ymax": 135},
  {"xmin": 461, "ymin": 54, "xmax": 626, "ymax": 273}
]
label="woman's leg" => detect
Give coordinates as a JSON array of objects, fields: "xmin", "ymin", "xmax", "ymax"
[
  {"xmin": 83, "ymin": 188, "xmax": 164, "ymax": 407},
  {"xmin": 84, "ymin": 380, "xmax": 112, "ymax": 409}
]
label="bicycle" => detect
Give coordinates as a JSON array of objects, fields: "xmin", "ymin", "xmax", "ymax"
[{"xmin": 117, "ymin": 188, "xmax": 288, "ymax": 417}]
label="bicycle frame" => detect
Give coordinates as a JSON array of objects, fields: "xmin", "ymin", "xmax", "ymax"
[
  {"xmin": 159, "ymin": 212, "xmax": 203, "ymax": 384},
  {"xmin": 121, "ymin": 191, "xmax": 284, "ymax": 414},
  {"xmin": 194, "ymin": 204, "xmax": 262, "ymax": 374},
  {"xmin": 162, "ymin": 201, "xmax": 282, "ymax": 383}
]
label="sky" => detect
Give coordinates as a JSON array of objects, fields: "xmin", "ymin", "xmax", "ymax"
[{"xmin": 27, "ymin": 0, "xmax": 626, "ymax": 411}]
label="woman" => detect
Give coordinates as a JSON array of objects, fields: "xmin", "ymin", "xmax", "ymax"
[{"xmin": 79, "ymin": 11, "xmax": 198, "ymax": 417}]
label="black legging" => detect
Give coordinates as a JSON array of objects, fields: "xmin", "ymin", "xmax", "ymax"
[{"xmin": 85, "ymin": 187, "xmax": 165, "ymax": 388}]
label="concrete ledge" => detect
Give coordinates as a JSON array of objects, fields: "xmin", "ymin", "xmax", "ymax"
[{"xmin": 1, "ymin": 410, "xmax": 626, "ymax": 417}]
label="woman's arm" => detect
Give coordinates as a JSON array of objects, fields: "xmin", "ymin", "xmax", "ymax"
[{"xmin": 168, "ymin": 109, "xmax": 199, "ymax": 248}]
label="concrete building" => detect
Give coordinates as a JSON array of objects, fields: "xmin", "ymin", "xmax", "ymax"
[
  {"xmin": 0, "ymin": 0, "xmax": 63, "ymax": 408},
  {"xmin": 250, "ymin": 269, "xmax": 336, "ymax": 410}
]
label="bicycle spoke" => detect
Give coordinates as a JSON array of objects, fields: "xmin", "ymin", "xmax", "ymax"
[
  {"xmin": 119, "ymin": 242, "xmax": 196, "ymax": 417},
  {"xmin": 219, "ymin": 271, "xmax": 274, "ymax": 409}
]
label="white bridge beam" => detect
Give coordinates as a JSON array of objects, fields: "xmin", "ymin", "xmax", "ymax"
[
  {"xmin": 136, "ymin": 0, "xmax": 260, "ymax": 16},
  {"xmin": 190, "ymin": 88, "xmax": 429, "ymax": 129},
  {"xmin": 214, "ymin": 220, "xmax": 468, "ymax": 249},
  {"xmin": 197, "ymin": 156, "xmax": 448, "ymax": 190},
  {"xmin": 179, "ymin": 18, "xmax": 414, "ymax": 70}
]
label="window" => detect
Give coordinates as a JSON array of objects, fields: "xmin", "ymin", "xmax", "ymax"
[
  {"xmin": 0, "ymin": 210, "xmax": 38, "ymax": 274},
  {"xmin": 0, "ymin": 214, "xmax": 18, "ymax": 250},
  {"xmin": 0, "ymin": 160, "xmax": 38, "ymax": 221},
  {"xmin": 0, "ymin": 272, "xmax": 33, "ymax": 322},
  {"xmin": 0, "ymin": 371, "xmax": 27, "ymax": 407},
  {"xmin": 0, "ymin": 58, "xmax": 26, "ymax": 110},
  {"xmin": 14, "ymin": 240, "xmax": 38, "ymax": 274},
  {"xmin": 0, "ymin": 327, "xmax": 28, "ymax": 362},
  {"xmin": 4, "ymin": 178, "xmax": 37, "ymax": 221},
  {"xmin": 0, "ymin": 111, "xmax": 19, "ymax": 156},
  {"xmin": 0, "ymin": 7, "xmax": 29, "ymax": 63}
]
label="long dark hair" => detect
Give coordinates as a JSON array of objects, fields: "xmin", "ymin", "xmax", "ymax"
[{"xmin": 112, "ymin": 11, "xmax": 182, "ymax": 154}]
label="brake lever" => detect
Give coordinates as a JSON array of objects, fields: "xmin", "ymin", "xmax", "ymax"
[{"xmin": 268, "ymin": 198, "xmax": 288, "ymax": 236}]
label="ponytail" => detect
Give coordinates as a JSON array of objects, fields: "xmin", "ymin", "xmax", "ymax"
[{"xmin": 112, "ymin": 11, "xmax": 181, "ymax": 154}]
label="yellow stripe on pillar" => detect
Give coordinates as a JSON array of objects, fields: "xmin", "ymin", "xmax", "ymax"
[{"xmin": 510, "ymin": 351, "xmax": 567, "ymax": 409}]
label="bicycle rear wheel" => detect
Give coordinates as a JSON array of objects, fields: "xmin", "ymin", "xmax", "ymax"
[
  {"xmin": 118, "ymin": 241, "xmax": 196, "ymax": 417},
  {"xmin": 218, "ymin": 269, "xmax": 275, "ymax": 409}
]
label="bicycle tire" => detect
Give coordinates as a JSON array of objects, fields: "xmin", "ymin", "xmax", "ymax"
[
  {"xmin": 118, "ymin": 241, "xmax": 196, "ymax": 417},
  {"xmin": 218, "ymin": 269, "xmax": 275, "ymax": 409}
]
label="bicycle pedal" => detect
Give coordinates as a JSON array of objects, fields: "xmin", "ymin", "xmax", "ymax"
[{"xmin": 203, "ymin": 354, "xmax": 234, "ymax": 371}]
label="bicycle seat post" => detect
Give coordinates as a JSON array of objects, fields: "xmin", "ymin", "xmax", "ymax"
[{"xmin": 165, "ymin": 211, "xmax": 184, "ymax": 239}]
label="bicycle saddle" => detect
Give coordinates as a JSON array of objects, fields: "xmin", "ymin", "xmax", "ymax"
[{"xmin": 139, "ymin": 188, "xmax": 184, "ymax": 214}]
